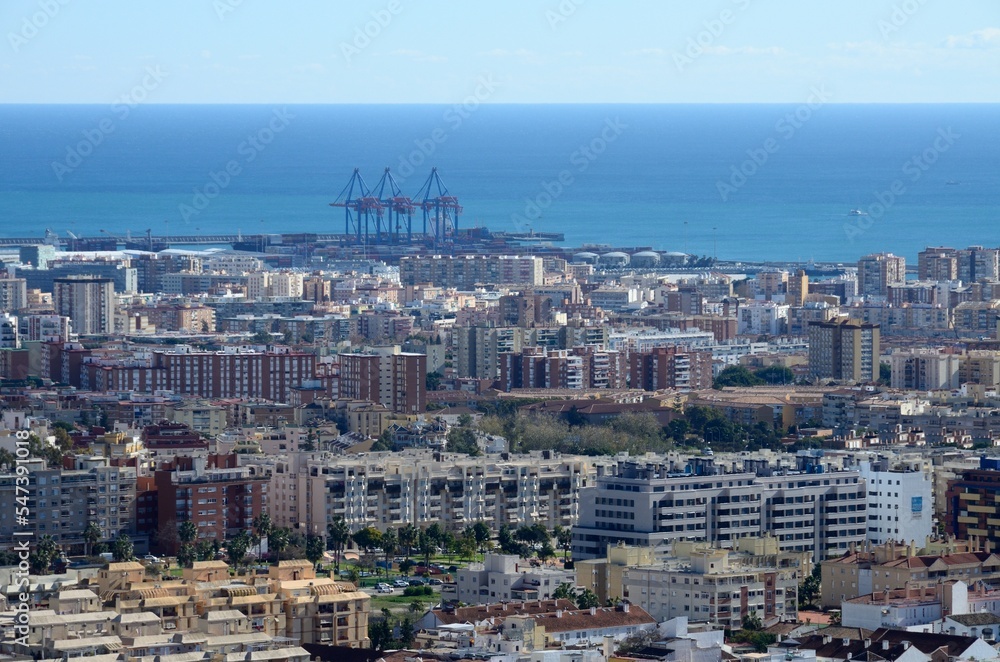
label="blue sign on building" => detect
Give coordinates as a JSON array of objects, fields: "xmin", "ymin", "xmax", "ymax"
[{"xmin": 912, "ymin": 496, "xmax": 923, "ymax": 513}]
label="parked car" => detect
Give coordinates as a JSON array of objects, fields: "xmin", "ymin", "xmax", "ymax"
[
  {"xmin": 144, "ymin": 554, "xmax": 162, "ymax": 563},
  {"xmin": 393, "ymin": 579, "xmax": 410, "ymax": 588},
  {"xmin": 408, "ymin": 579, "xmax": 426, "ymax": 587},
  {"xmin": 428, "ymin": 578, "xmax": 443, "ymax": 585},
  {"xmin": 376, "ymin": 583, "xmax": 394, "ymax": 594}
]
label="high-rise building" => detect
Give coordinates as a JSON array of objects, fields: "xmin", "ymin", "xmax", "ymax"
[
  {"xmin": 455, "ymin": 326, "xmax": 526, "ymax": 379},
  {"xmin": 571, "ymin": 456, "xmax": 867, "ymax": 563},
  {"xmin": 857, "ymin": 457, "xmax": 934, "ymax": 546},
  {"xmin": 152, "ymin": 454, "xmax": 268, "ymax": 555},
  {"xmin": 0, "ymin": 313, "xmax": 17, "ymax": 349},
  {"xmin": 339, "ymin": 346, "xmax": 426, "ymax": 414},
  {"xmin": 957, "ymin": 246, "xmax": 1000, "ymax": 283},
  {"xmin": 945, "ymin": 457, "xmax": 1000, "ymax": 550},
  {"xmin": 0, "ymin": 277, "xmax": 27, "ymax": 311},
  {"xmin": 808, "ymin": 318, "xmax": 880, "ymax": 382},
  {"xmin": 857, "ymin": 253, "xmax": 906, "ymax": 297},
  {"xmin": 917, "ymin": 247, "xmax": 959, "ymax": 281},
  {"xmin": 52, "ymin": 276, "xmax": 115, "ymax": 335},
  {"xmin": 888, "ymin": 348, "xmax": 961, "ymax": 390},
  {"xmin": 629, "ymin": 346, "xmax": 714, "ymax": 391},
  {"xmin": 787, "ymin": 269, "xmax": 809, "ymax": 306}
]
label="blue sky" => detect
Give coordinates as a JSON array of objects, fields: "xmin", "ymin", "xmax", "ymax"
[{"xmin": 2, "ymin": 0, "xmax": 998, "ymax": 103}]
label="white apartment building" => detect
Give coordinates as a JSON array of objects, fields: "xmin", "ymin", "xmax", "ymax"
[
  {"xmin": 858, "ymin": 457, "xmax": 934, "ymax": 545},
  {"xmin": 738, "ymin": 301, "xmax": 789, "ymax": 336},
  {"xmin": 572, "ymin": 455, "xmax": 868, "ymax": 563},
  {"xmin": 454, "ymin": 553, "xmax": 575, "ymax": 605}
]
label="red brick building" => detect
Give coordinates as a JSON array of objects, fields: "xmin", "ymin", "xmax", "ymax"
[
  {"xmin": 629, "ymin": 346, "xmax": 714, "ymax": 391},
  {"xmin": 153, "ymin": 454, "xmax": 269, "ymax": 555}
]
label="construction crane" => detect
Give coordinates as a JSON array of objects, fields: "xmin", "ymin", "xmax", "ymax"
[
  {"xmin": 413, "ymin": 167, "xmax": 461, "ymax": 245},
  {"xmin": 370, "ymin": 167, "xmax": 415, "ymax": 243},
  {"xmin": 330, "ymin": 168, "xmax": 384, "ymax": 245}
]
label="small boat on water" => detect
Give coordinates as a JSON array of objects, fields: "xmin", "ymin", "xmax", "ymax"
[{"xmin": 848, "ymin": 209, "xmax": 868, "ymax": 216}]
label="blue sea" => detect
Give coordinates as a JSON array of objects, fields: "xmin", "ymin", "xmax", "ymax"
[{"xmin": 0, "ymin": 104, "xmax": 997, "ymax": 262}]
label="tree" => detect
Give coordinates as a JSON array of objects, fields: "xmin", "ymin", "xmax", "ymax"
[
  {"xmin": 498, "ymin": 525, "xmax": 520, "ymax": 555},
  {"xmin": 31, "ymin": 535, "xmax": 59, "ymax": 574},
  {"xmin": 196, "ymin": 539, "xmax": 216, "ymax": 562},
  {"xmin": 741, "ymin": 609, "xmax": 763, "ymax": 631},
  {"xmin": 425, "ymin": 371, "xmax": 443, "ymax": 391},
  {"xmin": 399, "ymin": 559, "xmax": 415, "ymax": 576},
  {"xmin": 368, "ymin": 613, "xmax": 395, "ymax": 653},
  {"xmin": 371, "ymin": 428, "xmax": 395, "ymax": 452},
  {"xmin": 576, "ymin": 588, "xmax": 601, "ymax": 609},
  {"xmin": 179, "ymin": 520, "xmax": 198, "ymax": 547},
  {"xmin": 83, "ymin": 521, "xmax": 102, "ymax": 557},
  {"xmin": 253, "ymin": 513, "xmax": 272, "ymax": 558},
  {"xmin": 352, "ymin": 527, "xmax": 383, "ymax": 556},
  {"xmin": 553, "ymin": 525, "xmax": 573, "ymax": 561},
  {"xmin": 471, "ymin": 521, "xmax": 491, "ymax": 554},
  {"xmin": 227, "ymin": 531, "xmax": 251, "ymax": 568},
  {"xmin": 305, "ymin": 534, "xmax": 325, "ymax": 567},
  {"xmin": 381, "ymin": 527, "xmax": 398, "ymax": 577},
  {"xmin": 327, "ymin": 517, "xmax": 352, "ymax": 575},
  {"xmin": 398, "ymin": 616, "xmax": 416, "ymax": 648},
  {"xmin": 553, "ymin": 583, "xmax": 576, "ymax": 601},
  {"xmin": 713, "ymin": 365, "xmax": 764, "ymax": 388},
  {"xmin": 446, "ymin": 426, "xmax": 480, "ymax": 456},
  {"xmin": 458, "ymin": 530, "xmax": 478, "ymax": 562},
  {"xmin": 878, "ymin": 362, "xmax": 891, "ymax": 385},
  {"xmin": 112, "ymin": 533, "xmax": 135, "ymax": 562},
  {"xmin": 177, "ymin": 544, "xmax": 196, "ymax": 569},
  {"xmin": 417, "ymin": 529, "xmax": 435, "ymax": 567},
  {"xmin": 270, "ymin": 527, "xmax": 291, "ymax": 562},
  {"xmin": 398, "ymin": 523, "xmax": 419, "ymax": 558},
  {"xmin": 755, "ymin": 364, "xmax": 794, "ymax": 385}
]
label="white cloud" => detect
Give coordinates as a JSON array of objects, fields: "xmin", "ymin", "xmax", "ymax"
[
  {"xmin": 479, "ymin": 48, "xmax": 534, "ymax": 58},
  {"xmin": 945, "ymin": 27, "xmax": 1000, "ymax": 49}
]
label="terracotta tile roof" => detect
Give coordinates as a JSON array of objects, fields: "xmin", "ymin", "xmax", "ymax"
[
  {"xmin": 518, "ymin": 605, "xmax": 657, "ymax": 634},
  {"xmin": 430, "ymin": 599, "xmax": 576, "ymax": 625}
]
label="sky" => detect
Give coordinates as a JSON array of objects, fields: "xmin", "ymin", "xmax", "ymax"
[{"xmin": 1, "ymin": 0, "xmax": 999, "ymax": 104}]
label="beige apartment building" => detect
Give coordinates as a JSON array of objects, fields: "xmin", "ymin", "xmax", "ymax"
[{"xmin": 266, "ymin": 449, "xmax": 602, "ymax": 535}]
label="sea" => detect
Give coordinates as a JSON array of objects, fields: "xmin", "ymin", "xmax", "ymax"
[{"xmin": 0, "ymin": 104, "xmax": 997, "ymax": 263}]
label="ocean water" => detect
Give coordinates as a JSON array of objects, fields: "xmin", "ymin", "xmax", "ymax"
[{"xmin": 0, "ymin": 104, "xmax": 997, "ymax": 262}]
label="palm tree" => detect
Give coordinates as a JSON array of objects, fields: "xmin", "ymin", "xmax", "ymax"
[
  {"xmin": 83, "ymin": 521, "xmax": 102, "ymax": 557},
  {"xmin": 398, "ymin": 523, "xmax": 419, "ymax": 558},
  {"xmin": 253, "ymin": 513, "xmax": 272, "ymax": 558},
  {"xmin": 179, "ymin": 520, "xmax": 197, "ymax": 547},
  {"xmin": 381, "ymin": 527, "xmax": 398, "ymax": 579},
  {"xmin": 269, "ymin": 527, "xmax": 290, "ymax": 563},
  {"xmin": 553, "ymin": 525, "xmax": 573, "ymax": 562},
  {"xmin": 112, "ymin": 533, "xmax": 135, "ymax": 562},
  {"xmin": 327, "ymin": 517, "xmax": 352, "ymax": 576}
]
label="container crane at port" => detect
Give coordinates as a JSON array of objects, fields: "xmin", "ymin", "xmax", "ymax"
[
  {"xmin": 330, "ymin": 168, "xmax": 384, "ymax": 245},
  {"xmin": 370, "ymin": 167, "xmax": 415, "ymax": 243},
  {"xmin": 413, "ymin": 167, "xmax": 461, "ymax": 245}
]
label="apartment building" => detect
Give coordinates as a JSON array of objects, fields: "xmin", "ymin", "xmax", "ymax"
[
  {"xmin": 808, "ymin": 318, "xmax": 880, "ymax": 382},
  {"xmin": 819, "ymin": 539, "xmax": 1000, "ymax": 608},
  {"xmin": 857, "ymin": 456, "xmax": 934, "ymax": 545},
  {"xmin": 454, "ymin": 553, "xmax": 575, "ymax": 605},
  {"xmin": 571, "ymin": 455, "xmax": 867, "ymax": 563},
  {"xmin": 945, "ymin": 457, "xmax": 1000, "ymax": 549},
  {"xmin": 399, "ymin": 254, "xmax": 544, "ymax": 288},
  {"xmin": 621, "ymin": 544, "xmax": 803, "ymax": 629},
  {"xmin": 629, "ymin": 346, "xmax": 714, "ymax": 391},
  {"xmin": 455, "ymin": 326, "xmax": 526, "ymax": 379},
  {"xmin": 0, "ymin": 277, "xmax": 27, "ymax": 311},
  {"xmin": 857, "ymin": 253, "xmax": 906, "ymax": 297},
  {"xmin": 152, "ymin": 454, "xmax": 269, "ymax": 554},
  {"xmin": 0, "ymin": 456, "xmax": 136, "ymax": 553},
  {"xmin": 52, "ymin": 276, "xmax": 115, "ymax": 335},
  {"xmin": 888, "ymin": 349, "xmax": 961, "ymax": 390},
  {"xmin": 338, "ymin": 346, "xmax": 426, "ymax": 414},
  {"xmin": 267, "ymin": 450, "xmax": 599, "ymax": 535}
]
